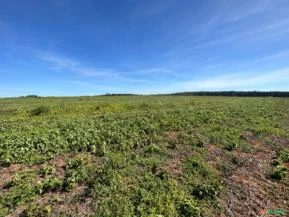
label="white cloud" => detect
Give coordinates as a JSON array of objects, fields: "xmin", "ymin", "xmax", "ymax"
[
  {"xmin": 181, "ymin": 68, "xmax": 289, "ymax": 90},
  {"xmin": 250, "ymin": 50, "xmax": 289, "ymax": 63},
  {"xmin": 225, "ymin": 0, "xmax": 272, "ymax": 22},
  {"xmin": 168, "ymin": 1, "xmax": 289, "ymax": 57},
  {"xmin": 194, "ymin": 19, "xmax": 289, "ymax": 48},
  {"xmin": 35, "ymin": 51, "xmax": 154, "ymax": 84},
  {"xmin": 36, "ymin": 51, "xmax": 123, "ymax": 79},
  {"xmin": 37, "ymin": 52, "xmax": 79, "ymax": 69},
  {"xmin": 136, "ymin": 67, "xmax": 171, "ymax": 74},
  {"xmin": 199, "ymin": 49, "xmax": 289, "ymax": 72}
]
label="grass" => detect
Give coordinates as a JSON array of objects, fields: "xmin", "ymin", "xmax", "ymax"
[{"xmin": 0, "ymin": 96, "xmax": 289, "ymax": 216}]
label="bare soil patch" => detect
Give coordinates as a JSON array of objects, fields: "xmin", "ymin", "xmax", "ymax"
[{"xmin": 208, "ymin": 132, "xmax": 289, "ymax": 217}]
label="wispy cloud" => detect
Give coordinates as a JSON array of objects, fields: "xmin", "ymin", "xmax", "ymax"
[
  {"xmin": 225, "ymin": 0, "xmax": 273, "ymax": 22},
  {"xmin": 181, "ymin": 68, "xmax": 289, "ymax": 90},
  {"xmin": 250, "ymin": 50, "xmax": 289, "ymax": 63},
  {"xmin": 194, "ymin": 19, "xmax": 289, "ymax": 49},
  {"xmin": 36, "ymin": 51, "xmax": 125, "ymax": 79},
  {"xmin": 199, "ymin": 49, "xmax": 289, "ymax": 72},
  {"xmin": 166, "ymin": 0, "xmax": 289, "ymax": 59},
  {"xmin": 135, "ymin": 67, "xmax": 181, "ymax": 77},
  {"xmin": 37, "ymin": 52, "xmax": 79, "ymax": 69},
  {"xmin": 132, "ymin": 0, "xmax": 175, "ymax": 18},
  {"xmin": 35, "ymin": 51, "xmax": 159, "ymax": 84},
  {"xmin": 136, "ymin": 67, "xmax": 171, "ymax": 74},
  {"xmin": 167, "ymin": 18, "xmax": 289, "ymax": 60}
]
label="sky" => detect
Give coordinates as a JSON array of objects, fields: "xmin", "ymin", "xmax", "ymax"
[{"xmin": 1, "ymin": 0, "xmax": 289, "ymax": 97}]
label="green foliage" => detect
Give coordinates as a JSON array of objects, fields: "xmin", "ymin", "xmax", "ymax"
[
  {"xmin": 185, "ymin": 154, "xmax": 216, "ymax": 178},
  {"xmin": 39, "ymin": 177, "xmax": 62, "ymax": 194},
  {"xmin": 216, "ymin": 162, "xmax": 234, "ymax": 177},
  {"xmin": 22, "ymin": 204, "xmax": 52, "ymax": 217},
  {"xmin": 231, "ymin": 156, "xmax": 245, "ymax": 167},
  {"xmin": 1, "ymin": 96, "xmax": 289, "ymax": 216},
  {"xmin": 30, "ymin": 105, "xmax": 50, "ymax": 116},
  {"xmin": 270, "ymin": 165, "xmax": 288, "ymax": 180},
  {"xmin": 130, "ymin": 177, "xmax": 186, "ymax": 217},
  {"xmin": 277, "ymin": 149, "xmax": 289, "ymax": 163},
  {"xmin": 145, "ymin": 144, "xmax": 161, "ymax": 153},
  {"xmin": 25, "ymin": 95, "xmax": 39, "ymax": 98},
  {"xmin": 270, "ymin": 149, "xmax": 289, "ymax": 180},
  {"xmin": 191, "ymin": 182, "xmax": 222, "ymax": 200},
  {"xmin": 1, "ymin": 172, "xmax": 39, "ymax": 210},
  {"xmin": 177, "ymin": 133, "xmax": 206, "ymax": 148},
  {"xmin": 39, "ymin": 165, "xmax": 56, "ymax": 176},
  {"xmin": 177, "ymin": 199, "xmax": 201, "ymax": 217},
  {"xmin": 63, "ymin": 157, "xmax": 88, "ymax": 191},
  {"xmin": 224, "ymin": 142, "xmax": 238, "ymax": 151}
]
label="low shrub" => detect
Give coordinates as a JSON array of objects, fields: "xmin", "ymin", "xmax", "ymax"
[
  {"xmin": 177, "ymin": 199, "xmax": 201, "ymax": 217},
  {"xmin": 30, "ymin": 106, "xmax": 49, "ymax": 116},
  {"xmin": 191, "ymin": 182, "xmax": 221, "ymax": 200},
  {"xmin": 270, "ymin": 165, "xmax": 287, "ymax": 180}
]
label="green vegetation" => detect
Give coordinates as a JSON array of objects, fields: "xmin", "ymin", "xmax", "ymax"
[
  {"xmin": 0, "ymin": 96, "xmax": 289, "ymax": 216},
  {"xmin": 270, "ymin": 148, "xmax": 289, "ymax": 180},
  {"xmin": 30, "ymin": 105, "xmax": 50, "ymax": 116}
]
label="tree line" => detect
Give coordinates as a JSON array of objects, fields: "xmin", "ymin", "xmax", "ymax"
[{"xmin": 168, "ymin": 91, "xmax": 289, "ymax": 97}]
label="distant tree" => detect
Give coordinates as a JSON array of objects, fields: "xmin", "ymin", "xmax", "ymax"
[
  {"xmin": 25, "ymin": 95, "xmax": 39, "ymax": 98},
  {"xmin": 169, "ymin": 91, "xmax": 289, "ymax": 97}
]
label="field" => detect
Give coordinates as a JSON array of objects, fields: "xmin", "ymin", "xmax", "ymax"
[{"xmin": 0, "ymin": 96, "xmax": 289, "ymax": 217}]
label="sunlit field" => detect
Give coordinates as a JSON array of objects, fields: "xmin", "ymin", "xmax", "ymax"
[{"xmin": 1, "ymin": 96, "xmax": 289, "ymax": 216}]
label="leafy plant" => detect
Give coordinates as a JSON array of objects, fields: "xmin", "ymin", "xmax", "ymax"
[
  {"xmin": 1, "ymin": 95, "xmax": 289, "ymax": 216},
  {"xmin": 63, "ymin": 157, "xmax": 88, "ymax": 191},
  {"xmin": 177, "ymin": 199, "xmax": 201, "ymax": 217},
  {"xmin": 145, "ymin": 144, "xmax": 161, "ymax": 153},
  {"xmin": 191, "ymin": 182, "xmax": 222, "ymax": 200},
  {"xmin": 30, "ymin": 106, "xmax": 50, "ymax": 116},
  {"xmin": 277, "ymin": 149, "xmax": 289, "ymax": 163},
  {"xmin": 271, "ymin": 165, "xmax": 287, "ymax": 180},
  {"xmin": 22, "ymin": 204, "xmax": 52, "ymax": 217},
  {"xmin": 39, "ymin": 165, "xmax": 56, "ymax": 177}
]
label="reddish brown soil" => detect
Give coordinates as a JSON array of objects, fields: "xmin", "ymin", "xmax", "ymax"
[
  {"xmin": 0, "ymin": 164, "xmax": 26, "ymax": 189},
  {"xmin": 207, "ymin": 132, "xmax": 289, "ymax": 217},
  {"xmin": 8, "ymin": 184, "xmax": 92, "ymax": 217},
  {"xmin": 167, "ymin": 158, "xmax": 183, "ymax": 175},
  {"xmin": 5, "ymin": 154, "xmax": 94, "ymax": 217}
]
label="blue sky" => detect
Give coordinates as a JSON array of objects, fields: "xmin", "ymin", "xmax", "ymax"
[{"xmin": 1, "ymin": 0, "xmax": 289, "ymax": 96}]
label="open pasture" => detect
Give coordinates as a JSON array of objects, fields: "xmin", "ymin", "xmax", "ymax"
[{"xmin": 1, "ymin": 96, "xmax": 289, "ymax": 216}]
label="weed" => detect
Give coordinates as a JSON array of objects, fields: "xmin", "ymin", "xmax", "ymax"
[
  {"xmin": 30, "ymin": 106, "xmax": 50, "ymax": 116},
  {"xmin": 177, "ymin": 199, "xmax": 201, "ymax": 217},
  {"xmin": 63, "ymin": 157, "xmax": 88, "ymax": 191},
  {"xmin": 39, "ymin": 165, "xmax": 56, "ymax": 177},
  {"xmin": 270, "ymin": 165, "xmax": 287, "ymax": 180},
  {"xmin": 22, "ymin": 204, "xmax": 52, "ymax": 217},
  {"xmin": 1, "ymin": 96, "xmax": 289, "ymax": 216},
  {"xmin": 191, "ymin": 182, "xmax": 222, "ymax": 200},
  {"xmin": 277, "ymin": 149, "xmax": 289, "ymax": 162},
  {"xmin": 145, "ymin": 144, "xmax": 161, "ymax": 153}
]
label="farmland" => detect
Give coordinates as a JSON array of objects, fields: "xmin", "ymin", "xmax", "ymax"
[{"xmin": 0, "ymin": 96, "xmax": 289, "ymax": 216}]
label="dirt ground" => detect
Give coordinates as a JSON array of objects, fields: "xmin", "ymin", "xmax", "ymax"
[{"xmin": 207, "ymin": 132, "xmax": 289, "ymax": 217}]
